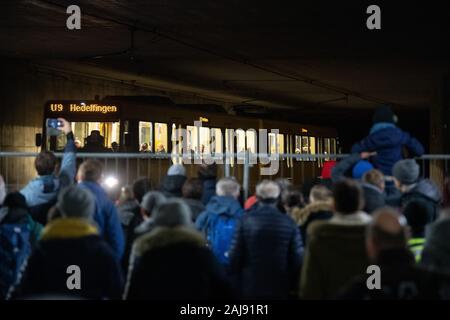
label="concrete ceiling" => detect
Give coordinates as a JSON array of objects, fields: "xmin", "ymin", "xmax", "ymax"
[{"xmin": 1, "ymin": 0, "xmax": 450, "ymax": 122}]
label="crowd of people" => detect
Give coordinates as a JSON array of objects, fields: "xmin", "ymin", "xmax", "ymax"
[{"xmin": 1, "ymin": 106, "xmax": 450, "ymax": 300}]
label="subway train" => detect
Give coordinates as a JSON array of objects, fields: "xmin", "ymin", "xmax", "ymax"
[{"xmin": 40, "ymin": 96, "xmax": 340, "ymax": 192}]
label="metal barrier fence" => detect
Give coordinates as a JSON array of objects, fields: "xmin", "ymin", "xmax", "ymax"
[{"xmin": 1, "ymin": 152, "xmax": 449, "ymax": 200}]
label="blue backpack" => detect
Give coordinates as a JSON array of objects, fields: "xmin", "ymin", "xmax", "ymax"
[
  {"xmin": 0, "ymin": 223, "xmax": 31, "ymax": 299},
  {"xmin": 204, "ymin": 213, "xmax": 238, "ymax": 265}
]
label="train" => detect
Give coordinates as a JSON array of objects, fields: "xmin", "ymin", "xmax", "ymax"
[{"xmin": 40, "ymin": 96, "xmax": 340, "ymax": 193}]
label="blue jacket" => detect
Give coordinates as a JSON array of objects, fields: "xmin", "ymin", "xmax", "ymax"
[
  {"xmin": 351, "ymin": 123, "xmax": 424, "ymax": 175},
  {"xmin": 195, "ymin": 196, "xmax": 244, "ymax": 230},
  {"xmin": 20, "ymin": 135, "xmax": 77, "ymax": 225},
  {"xmin": 78, "ymin": 181, "xmax": 125, "ymax": 261},
  {"xmin": 228, "ymin": 203, "xmax": 303, "ymax": 299}
]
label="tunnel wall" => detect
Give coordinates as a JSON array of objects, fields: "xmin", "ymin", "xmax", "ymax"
[{"xmin": 0, "ymin": 59, "xmax": 167, "ymax": 189}]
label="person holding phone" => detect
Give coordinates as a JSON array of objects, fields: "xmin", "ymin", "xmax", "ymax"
[{"xmin": 20, "ymin": 118, "xmax": 77, "ymax": 225}]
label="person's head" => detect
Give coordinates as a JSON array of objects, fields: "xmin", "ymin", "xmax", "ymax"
[
  {"xmin": 352, "ymin": 160, "xmax": 374, "ymax": 180},
  {"xmin": 392, "ymin": 159, "xmax": 420, "ymax": 191},
  {"xmin": 198, "ymin": 163, "xmax": 217, "ymax": 180},
  {"xmin": 3, "ymin": 192, "xmax": 27, "ymax": 210},
  {"xmin": 216, "ymin": 177, "xmax": 240, "ymax": 199},
  {"xmin": 167, "ymin": 164, "xmax": 186, "ymax": 177},
  {"xmin": 372, "ymin": 105, "xmax": 398, "ymax": 125},
  {"xmin": 403, "ymin": 200, "xmax": 433, "ymax": 238},
  {"xmin": 256, "ymin": 180, "xmax": 280, "ymax": 202},
  {"xmin": 111, "ymin": 142, "xmax": 119, "ymax": 151},
  {"xmin": 332, "ymin": 179, "xmax": 364, "ymax": 214},
  {"xmin": 35, "ymin": 151, "xmax": 57, "ymax": 176},
  {"xmin": 182, "ymin": 178, "xmax": 203, "ymax": 200},
  {"xmin": 275, "ymin": 178, "xmax": 292, "ymax": 195},
  {"xmin": 56, "ymin": 185, "xmax": 95, "ymax": 219},
  {"xmin": 140, "ymin": 191, "xmax": 167, "ymax": 219},
  {"xmin": 366, "ymin": 207, "xmax": 408, "ymax": 261},
  {"xmin": 77, "ymin": 159, "xmax": 103, "ymax": 183},
  {"xmin": 132, "ymin": 177, "xmax": 154, "ymax": 203},
  {"xmin": 362, "ymin": 169, "xmax": 385, "ymax": 191},
  {"xmin": 140, "ymin": 142, "xmax": 148, "ymax": 151},
  {"xmin": 152, "ymin": 199, "xmax": 192, "ymax": 227},
  {"xmin": 282, "ymin": 189, "xmax": 304, "ymax": 213},
  {"xmin": 0, "ymin": 175, "xmax": 5, "ymax": 205},
  {"xmin": 118, "ymin": 186, "xmax": 134, "ymax": 204},
  {"xmin": 309, "ymin": 184, "xmax": 332, "ymax": 203}
]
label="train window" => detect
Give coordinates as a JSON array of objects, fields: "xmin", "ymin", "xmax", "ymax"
[
  {"xmin": 309, "ymin": 136, "xmax": 316, "ymax": 154},
  {"xmin": 49, "ymin": 121, "xmax": 120, "ymax": 152},
  {"xmin": 236, "ymin": 129, "xmax": 246, "ymax": 153},
  {"xmin": 186, "ymin": 125, "xmax": 212, "ymax": 154},
  {"xmin": 268, "ymin": 133, "xmax": 284, "ymax": 155},
  {"xmin": 139, "ymin": 121, "xmax": 153, "ymax": 152},
  {"xmin": 330, "ymin": 138, "xmax": 337, "ymax": 154},
  {"xmin": 155, "ymin": 123, "xmax": 168, "ymax": 153},
  {"xmin": 246, "ymin": 129, "xmax": 257, "ymax": 153},
  {"xmin": 210, "ymin": 128, "xmax": 223, "ymax": 154},
  {"xmin": 225, "ymin": 129, "xmax": 234, "ymax": 165}
]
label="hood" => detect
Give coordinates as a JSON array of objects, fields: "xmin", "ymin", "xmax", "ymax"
[
  {"xmin": 367, "ymin": 126, "xmax": 405, "ymax": 148},
  {"xmin": 205, "ymin": 195, "xmax": 243, "ymax": 217},
  {"xmin": 410, "ymin": 179, "xmax": 441, "ymax": 202},
  {"xmin": 41, "ymin": 218, "xmax": 98, "ymax": 240},
  {"xmin": 133, "ymin": 226, "xmax": 205, "ymax": 257},
  {"xmin": 160, "ymin": 175, "xmax": 186, "ymax": 197},
  {"xmin": 293, "ymin": 200, "xmax": 332, "ymax": 225},
  {"xmin": 20, "ymin": 176, "xmax": 60, "ymax": 207}
]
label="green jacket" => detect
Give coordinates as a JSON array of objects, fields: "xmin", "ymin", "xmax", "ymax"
[{"xmin": 300, "ymin": 221, "xmax": 369, "ymax": 299}]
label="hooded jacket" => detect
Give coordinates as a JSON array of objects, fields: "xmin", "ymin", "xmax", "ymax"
[
  {"xmin": 228, "ymin": 202, "xmax": 303, "ymax": 299},
  {"xmin": 387, "ymin": 179, "xmax": 441, "ymax": 222},
  {"xmin": 300, "ymin": 217, "xmax": 370, "ymax": 299},
  {"xmin": 9, "ymin": 218, "xmax": 123, "ymax": 300},
  {"xmin": 78, "ymin": 181, "xmax": 125, "ymax": 260},
  {"xmin": 195, "ymin": 196, "xmax": 244, "ymax": 228},
  {"xmin": 351, "ymin": 124, "xmax": 424, "ymax": 176},
  {"xmin": 159, "ymin": 175, "xmax": 187, "ymax": 198},
  {"xmin": 291, "ymin": 200, "xmax": 333, "ymax": 244},
  {"xmin": 124, "ymin": 226, "xmax": 234, "ymax": 300},
  {"xmin": 20, "ymin": 135, "xmax": 77, "ymax": 225}
]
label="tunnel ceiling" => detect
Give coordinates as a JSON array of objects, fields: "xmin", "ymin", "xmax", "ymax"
[{"xmin": 1, "ymin": 0, "xmax": 450, "ymax": 120}]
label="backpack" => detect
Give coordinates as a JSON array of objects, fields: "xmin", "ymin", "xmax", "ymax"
[
  {"xmin": 204, "ymin": 213, "xmax": 238, "ymax": 265},
  {"xmin": 0, "ymin": 223, "xmax": 31, "ymax": 299}
]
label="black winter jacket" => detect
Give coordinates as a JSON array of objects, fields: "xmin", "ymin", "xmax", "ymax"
[{"xmin": 228, "ymin": 203, "xmax": 304, "ymax": 299}]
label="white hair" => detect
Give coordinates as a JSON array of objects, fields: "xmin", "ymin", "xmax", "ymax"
[
  {"xmin": 256, "ymin": 180, "xmax": 280, "ymax": 200},
  {"xmin": 216, "ymin": 177, "xmax": 240, "ymax": 197}
]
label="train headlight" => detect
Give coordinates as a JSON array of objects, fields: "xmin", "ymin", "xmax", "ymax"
[{"xmin": 104, "ymin": 176, "xmax": 119, "ymax": 189}]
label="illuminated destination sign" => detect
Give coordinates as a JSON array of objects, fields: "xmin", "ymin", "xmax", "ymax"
[{"xmin": 47, "ymin": 102, "xmax": 118, "ymax": 114}]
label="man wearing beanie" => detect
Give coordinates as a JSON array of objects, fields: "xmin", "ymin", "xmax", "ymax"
[
  {"xmin": 9, "ymin": 185, "xmax": 123, "ymax": 300},
  {"xmin": 388, "ymin": 159, "xmax": 441, "ymax": 225},
  {"xmin": 351, "ymin": 106, "xmax": 424, "ymax": 177},
  {"xmin": 159, "ymin": 164, "xmax": 187, "ymax": 198}
]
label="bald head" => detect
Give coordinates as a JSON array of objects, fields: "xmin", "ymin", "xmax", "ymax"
[{"xmin": 366, "ymin": 207, "xmax": 408, "ymax": 261}]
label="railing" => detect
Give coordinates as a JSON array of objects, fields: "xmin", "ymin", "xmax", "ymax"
[{"xmin": 1, "ymin": 151, "xmax": 449, "ymax": 200}]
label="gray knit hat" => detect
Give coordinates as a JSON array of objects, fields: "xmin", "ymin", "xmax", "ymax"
[
  {"xmin": 392, "ymin": 159, "xmax": 420, "ymax": 185},
  {"xmin": 57, "ymin": 185, "xmax": 95, "ymax": 219}
]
